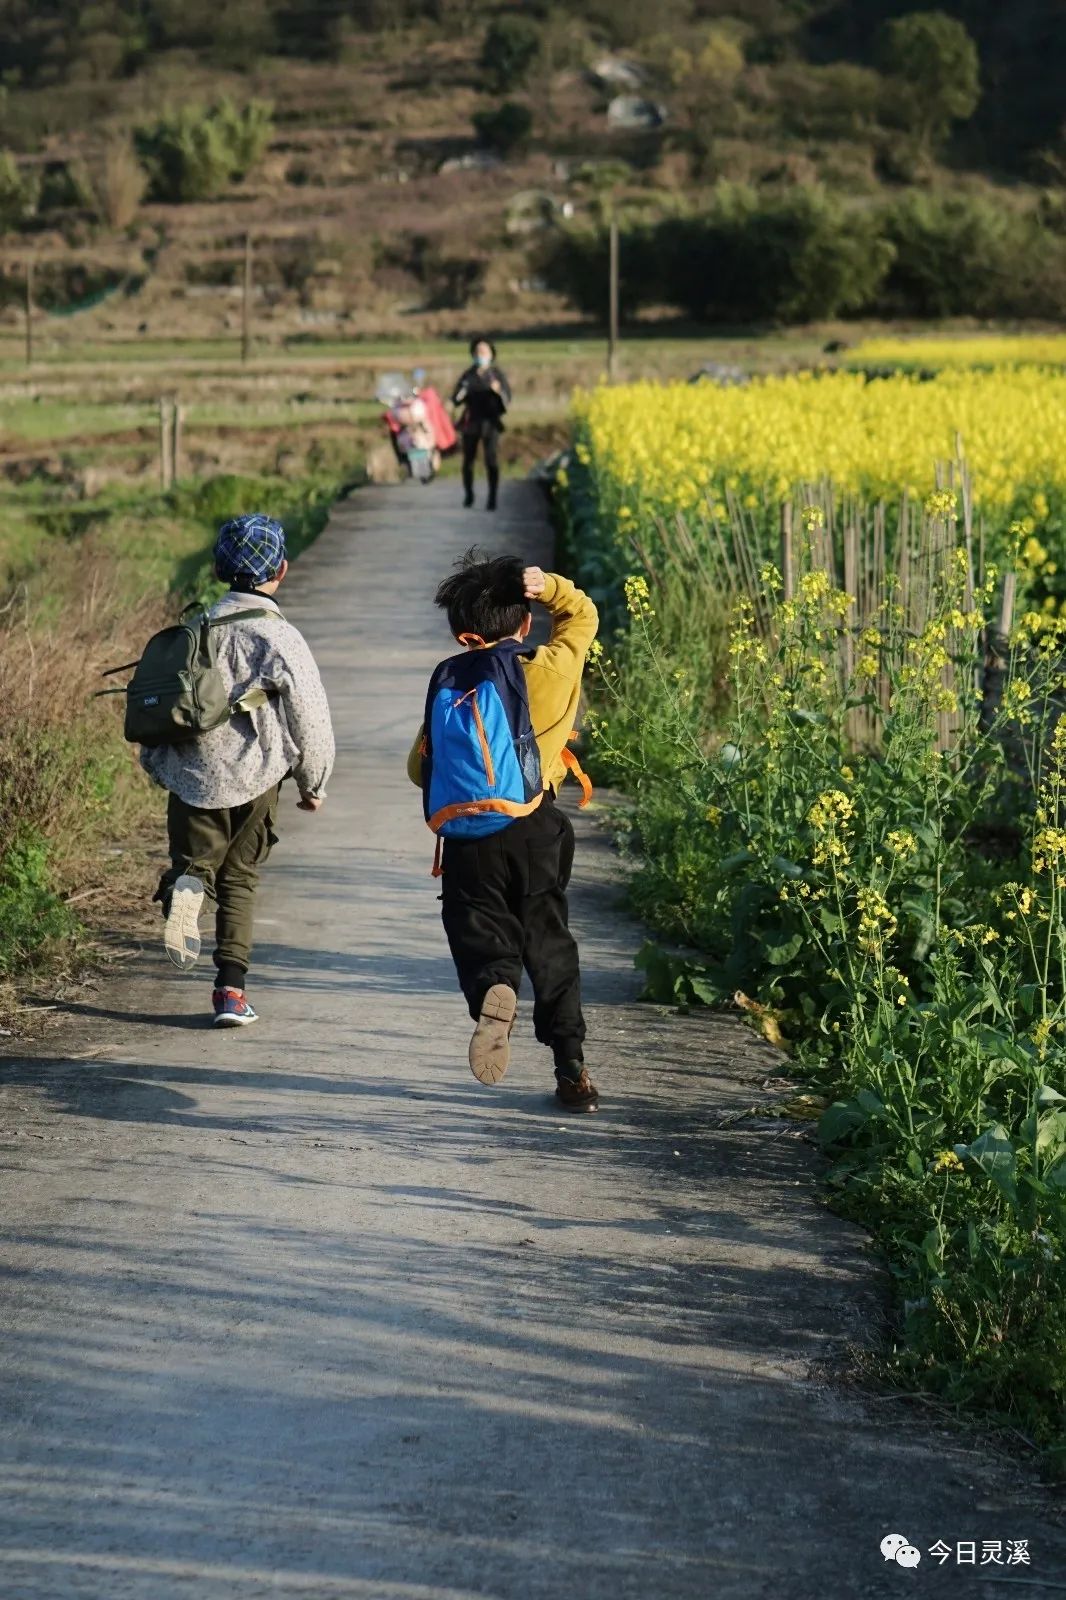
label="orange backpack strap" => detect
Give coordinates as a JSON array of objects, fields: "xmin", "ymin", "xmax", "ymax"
[
  {"xmin": 431, "ymin": 834, "xmax": 443, "ymax": 878},
  {"xmin": 560, "ymin": 745, "xmax": 593, "ymax": 808}
]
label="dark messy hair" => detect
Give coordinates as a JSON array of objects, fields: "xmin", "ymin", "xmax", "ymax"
[
  {"xmin": 434, "ymin": 549, "xmax": 528, "ymax": 642},
  {"xmin": 469, "ymin": 334, "xmax": 497, "ymax": 358}
]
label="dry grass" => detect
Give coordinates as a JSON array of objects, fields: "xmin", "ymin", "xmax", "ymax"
[
  {"xmin": 0, "ymin": 545, "xmax": 164, "ymax": 987},
  {"xmin": 96, "ymin": 138, "xmax": 147, "ymax": 230}
]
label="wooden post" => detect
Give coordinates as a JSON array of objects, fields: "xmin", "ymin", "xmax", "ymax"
[
  {"xmin": 159, "ymin": 397, "xmax": 174, "ymax": 491},
  {"xmin": 607, "ymin": 218, "xmax": 619, "ymax": 384},
  {"xmin": 780, "ymin": 501, "xmax": 794, "ymax": 601},
  {"xmin": 241, "ymin": 232, "xmax": 253, "ymax": 364},
  {"xmin": 171, "ymin": 399, "xmax": 183, "ymax": 484},
  {"xmin": 24, "ymin": 258, "xmax": 33, "ymax": 369}
]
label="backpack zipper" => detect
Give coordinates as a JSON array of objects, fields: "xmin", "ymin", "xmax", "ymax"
[{"xmin": 460, "ymin": 688, "xmax": 495, "ymax": 787}]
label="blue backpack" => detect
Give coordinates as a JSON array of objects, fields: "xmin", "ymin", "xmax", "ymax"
[{"xmin": 422, "ymin": 640, "xmax": 543, "ymax": 847}]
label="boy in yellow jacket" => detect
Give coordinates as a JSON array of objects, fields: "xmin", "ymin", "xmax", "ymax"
[{"xmin": 408, "ymin": 552, "xmax": 600, "ymax": 1110}]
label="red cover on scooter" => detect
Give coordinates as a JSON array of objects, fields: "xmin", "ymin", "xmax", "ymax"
[{"xmin": 418, "ymin": 386, "xmax": 457, "ymax": 452}]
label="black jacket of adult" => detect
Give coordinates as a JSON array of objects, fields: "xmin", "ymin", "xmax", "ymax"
[{"xmin": 452, "ymin": 365, "xmax": 511, "ymax": 436}]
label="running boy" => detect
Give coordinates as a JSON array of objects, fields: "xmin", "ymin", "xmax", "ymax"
[
  {"xmin": 407, "ymin": 552, "xmax": 599, "ymax": 1110},
  {"xmin": 142, "ymin": 514, "xmax": 335, "ymax": 1027}
]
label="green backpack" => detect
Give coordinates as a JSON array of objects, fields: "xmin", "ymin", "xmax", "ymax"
[{"xmin": 100, "ymin": 602, "xmax": 278, "ymax": 748}]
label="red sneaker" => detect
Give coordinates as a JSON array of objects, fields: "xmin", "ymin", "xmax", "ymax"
[{"xmin": 212, "ymin": 988, "xmax": 259, "ymax": 1029}]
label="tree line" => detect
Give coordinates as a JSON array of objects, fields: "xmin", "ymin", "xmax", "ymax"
[{"xmin": 544, "ymin": 186, "xmax": 1066, "ymax": 325}]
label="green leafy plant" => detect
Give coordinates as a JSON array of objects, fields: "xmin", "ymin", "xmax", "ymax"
[
  {"xmin": 135, "ymin": 99, "xmax": 273, "ymax": 203},
  {"xmin": 0, "ymin": 834, "xmax": 75, "ymax": 974}
]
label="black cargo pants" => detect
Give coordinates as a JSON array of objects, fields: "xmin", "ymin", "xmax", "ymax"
[{"xmin": 440, "ymin": 793, "xmax": 585, "ymax": 1066}]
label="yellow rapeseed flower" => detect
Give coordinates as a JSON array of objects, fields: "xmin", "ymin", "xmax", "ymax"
[
  {"xmin": 572, "ymin": 368, "xmax": 1066, "ymax": 520},
  {"xmin": 624, "ymin": 574, "xmax": 653, "ymax": 618},
  {"xmin": 849, "ymin": 334, "xmax": 1066, "ymax": 369}
]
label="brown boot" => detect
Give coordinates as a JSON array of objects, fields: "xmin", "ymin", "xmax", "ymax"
[
  {"xmin": 555, "ymin": 1065, "xmax": 599, "ymax": 1112},
  {"xmin": 469, "ymin": 983, "xmax": 517, "ymax": 1085}
]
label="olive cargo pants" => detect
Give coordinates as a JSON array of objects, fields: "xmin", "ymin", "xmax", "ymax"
[{"xmin": 156, "ymin": 784, "xmax": 280, "ymax": 986}]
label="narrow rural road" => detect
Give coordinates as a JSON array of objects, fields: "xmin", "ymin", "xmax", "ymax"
[{"xmin": 1, "ymin": 481, "xmax": 1063, "ymax": 1600}]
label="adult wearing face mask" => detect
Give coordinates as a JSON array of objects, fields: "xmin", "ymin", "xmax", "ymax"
[{"xmin": 452, "ymin": 336, "xmax": 512, "ymax": 511}]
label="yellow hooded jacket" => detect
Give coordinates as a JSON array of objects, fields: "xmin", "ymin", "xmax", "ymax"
[{"xmin": 407, "ymin": 572, "xmax": 599, "ymax": 795}]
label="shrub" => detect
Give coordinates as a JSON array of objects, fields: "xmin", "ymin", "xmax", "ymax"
[
  {"xmin": 546, "ymin": 186, "xmax": 892, "ymax": 324},
  {"xmin": 658, "ymin": 186, "xmax": 893, "ymax": 323},
  {"xmin": 545, "ymin": 186, "xmax": 1066, "ymax": 324},
  {"xmin": 471, "ymin": 100, "xmax": 533, "ymax": 157},
  {"xmin": 540, "ymin": 222, "xmax": 661, "ymax": 320},
  {"xmin": 135, "ymin": 99, "xmax": 273, "ymax": 203},
  {"xmin": 877, "ymin": 191, "xmax": 1063, "ymax": 320},
  {"xmin": 0, "ymin": 834, "xmax": 75, "ymax": 976},
  {"xmin": 479, "ymin": 17, "xmax": 540, "ymax": 93}
]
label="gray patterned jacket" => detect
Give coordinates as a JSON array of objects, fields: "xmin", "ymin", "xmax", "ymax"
[{"xmin": 139, "ymin": 592, "xmax": 335, "ymax": 809}]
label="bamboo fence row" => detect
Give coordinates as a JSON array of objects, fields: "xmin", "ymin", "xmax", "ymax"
[{"xmin": 633, "ymin": 459, "xmax": 1020, "ymax": 755}]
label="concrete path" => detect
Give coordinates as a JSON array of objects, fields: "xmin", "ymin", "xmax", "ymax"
[{"xmin": 1, "ymin": 481, "xmax": 1063, "ymax": 1600}]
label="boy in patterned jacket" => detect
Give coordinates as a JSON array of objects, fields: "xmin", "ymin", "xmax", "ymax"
[{"xmin": 141, "ymin": 514, "xmax": 335, "ymax": 1028}]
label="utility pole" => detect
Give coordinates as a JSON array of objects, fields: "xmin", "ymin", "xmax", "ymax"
[
  {"xmin": 241, "ymin": 233, "xmax": 253, "ymax": 364},
  {"xmin": 24, "ymin": 258, "xmax": 34, "ymax": 369},
  {"xmin": 607, "ymin": 218, "xmax": 619, "ymax": 384}
]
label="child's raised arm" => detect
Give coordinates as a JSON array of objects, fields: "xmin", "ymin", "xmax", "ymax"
[{"xmin": 524, "ymin": 568, "xmax": 599, "ymax": 676}]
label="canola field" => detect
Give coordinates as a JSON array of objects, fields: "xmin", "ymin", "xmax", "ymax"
[
  {"xmin": 565, "ymin": 359, "xmax": 1066, "ymax": 1455},
  {"xmin": 847, "ymin": 333, "xmax": 1066, "ymax": 370},
  {"xmin": 573, "ymin": 368, "xmax": 1066, "ymax": 538}
]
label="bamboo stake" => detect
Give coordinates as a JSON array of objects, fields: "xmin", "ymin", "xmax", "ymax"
[
  {"xmin": 673, "ymin": 511, "xmax": 718, "ymax": 591},
  {"xmin": 842, "ymin": 519, "xmax": 857, "ymax": 690},
  {"xmin": 781, "ymin": 501, "xmax": 794, "ymax": 601}
]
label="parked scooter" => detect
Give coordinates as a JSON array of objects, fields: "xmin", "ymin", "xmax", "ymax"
[{"xmin": 377, "ymin": 370, "xmax": 457, "ymax": 483}]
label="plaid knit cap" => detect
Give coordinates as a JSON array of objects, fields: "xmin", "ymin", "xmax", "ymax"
[{"xmin": 214, "ymin": 514, "xmax": 286, "ymax": 587}]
